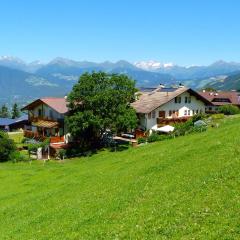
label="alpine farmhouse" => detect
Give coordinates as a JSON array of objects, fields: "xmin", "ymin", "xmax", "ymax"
[
  {"xmin": 22, "ymin": 86, "xmax": 214, "ymax": 146},
  {"xmin": 131, "ymin": 86, "xmax": 212, "ymax": 131}
]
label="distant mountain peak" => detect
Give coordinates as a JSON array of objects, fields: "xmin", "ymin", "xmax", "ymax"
[
  {"xmin": 210, "ymin": 60, "xmax": 240, "ymax": 67},
  {"xmin": 49, "ymin": 57, "xmax": 77, "ymax": 65},
  {"xmin": 0, "ymin": 56, "xmax": 26, "ymax": 64}
]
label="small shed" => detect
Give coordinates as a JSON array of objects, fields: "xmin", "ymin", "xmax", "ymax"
[{"xmin": 0, "ymin": 115, "xmax": 28, "ymax": 132}]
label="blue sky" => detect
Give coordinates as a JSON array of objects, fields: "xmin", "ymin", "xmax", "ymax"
[{"xmin": 0, "ymin": 0, "xmax": 240, "ymax": 65}]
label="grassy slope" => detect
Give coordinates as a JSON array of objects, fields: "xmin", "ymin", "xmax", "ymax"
[{"xmin": 1, "ymin": 117, "xmax": 240, "ymax": 239}]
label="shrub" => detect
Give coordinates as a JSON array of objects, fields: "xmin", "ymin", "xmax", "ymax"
[
  {"xmin": 211, "ymin": 113, "xmax": 225, "ymax": 120},
  {"xmin": 192, "ymin": 113, "xmax": 207, "ymax": 123},
  {"xmin": 138, "ymin": 137, "xmax": 146, "ymax": 144},
  {"xmin": 0, "ymin": 131, "xmax": 16, "ymax": 162},
  {"xmin": 21, "ymin": 138, "xmax": 27, "ymax": 144},
  {"xmin": 57, "ymin": 149, "xmax": 67, "ymax": 160},
  {"xmin": 192, "ymin": 125, "xmax": 207, "ymax": 133},
  {"xmin": 28, "ymin": 143, "xmax": 41, "ymax": 153},
  {"xmin": 147, "ymin": 133, "xmax": 160, "ymax": 143},
  {"xmin": 10, "ymin": 151, "xmax": 28, "ymax": 163},
  {"xmin": 174, "ymin": 120, "xmax": 194, "ymax": 136},
  {"xmin": 218, "ymin": 105, "xmax": 240, "ymax": 115}
]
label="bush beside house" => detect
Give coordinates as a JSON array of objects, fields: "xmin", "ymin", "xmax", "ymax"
[
  {"xmin": 0, "ymin": 131, "xmax": 16, "ymax": 162},
  {"xmin": 218, "ymin": 105, "xmax": 240, "ymax": 115}
]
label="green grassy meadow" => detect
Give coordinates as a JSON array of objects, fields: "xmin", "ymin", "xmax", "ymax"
[{"xmin": 1, "ymin": 116, "xmax": 240, "ymax": 239}]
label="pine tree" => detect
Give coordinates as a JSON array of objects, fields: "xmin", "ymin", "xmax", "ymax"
[
  {"xmin": 0, "ymin": 105, "xmax": 10, "ymax": 118},
  {"xmin": 12, "ymin": 103, "xmax": 21, "ymax": 119}
]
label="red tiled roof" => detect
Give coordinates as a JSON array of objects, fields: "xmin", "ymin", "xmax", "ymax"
[
  {"xmin": 198, "ymin": 91, "xmax": 240, "ymax": 106},
  {"xmin": 41, "ymin": 98, "xmax": 68, "ymax": 114},
  {"xmin": 22, "ymin": 97, "xmax": 68, "ymax": 114}
]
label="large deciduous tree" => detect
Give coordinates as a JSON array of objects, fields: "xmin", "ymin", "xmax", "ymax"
[{"xmin": 66, "ymin": 72, "xmax": 138, "ymax": 149}]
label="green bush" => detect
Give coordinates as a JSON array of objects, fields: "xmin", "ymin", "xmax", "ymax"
[
  {"xmin": 211, "ymin": 113, "xmax": 225, "ymax": 120},
  {"xmin": 218, "ymin": 105, "xmax": 240, "ymax": 115},
  {"xmin": 192, "ymin": 113, "xmax": 207, "ymax": 123},
  {"xmin": 57, "ymin": 149, "xmax": 67, "ymax": 160},
  {"xmin": 0, "ymin": 131, "xmax": 16, "ymax": 162},
  {"xmin": 138, "ymin": 137, "xmax": 146, "ymax": 144},
  {"xmin": 174, "ymin": 120, "xmax": 194, "ymax": 136},
  {"xmin": 191, "ymin": 125, "xmax": 207, "ymax": 133},
  {"xmin": 10, "ymin": 151, "xmax": 29, "ymax": 163},
  {"xmin": 28, "ymin": 143, "xmax": 41, "ymax": 153},
  {"xmin": 147, "ymin": 133, "xmax": 160, "ymax": 143}
]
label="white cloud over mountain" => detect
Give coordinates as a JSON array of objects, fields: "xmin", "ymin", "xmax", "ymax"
[{"xmin": 134, "ymin": 60, "xmax": 175, "ymax": 71}]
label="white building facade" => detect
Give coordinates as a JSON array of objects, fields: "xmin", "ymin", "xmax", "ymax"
[{"xmin": 132, "ymin": 87, "xmax": 211, "ymax": 131}]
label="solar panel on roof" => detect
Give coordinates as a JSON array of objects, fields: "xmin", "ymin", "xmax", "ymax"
[
  {"xmin": 157, "ymin": 88, "xmax": 178, "ymax": 92},
  {"xmin": 140, "ymin": 87, "xmax": 158, "ymax": 92}
]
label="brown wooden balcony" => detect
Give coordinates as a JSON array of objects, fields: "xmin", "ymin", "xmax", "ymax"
[
  {"xmin": 23, "ymin": 130, "xmax": 64, "ymax": 143},
  {"xmin": 157, "ymin": 117, "xmax": 190, "ymax": 126}
]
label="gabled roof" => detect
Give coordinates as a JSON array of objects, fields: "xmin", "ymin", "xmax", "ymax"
[
  {"xmin": 0, "ymin": 115, "xmax": 28, "ymax": 126},
  {"xmin": 198, "ymin": 91, "xmax": 240, "ymax": 106},
  {"xmin": 22, "ymin": 97, "xmax": 68, "ymax": 114},
  {"xmin": 131, "ymin": 87, "xmax": 212, "ymax": 114}
]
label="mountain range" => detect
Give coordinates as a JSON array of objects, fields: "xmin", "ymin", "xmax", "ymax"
[{"xmin": 0, "ymin": 56, "xmax": 240, "ymax": 106}]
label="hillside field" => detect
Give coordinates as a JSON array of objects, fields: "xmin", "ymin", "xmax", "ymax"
[{"xmin": 1, "ymin": 116, "xmax": 240, "ymax": 239}]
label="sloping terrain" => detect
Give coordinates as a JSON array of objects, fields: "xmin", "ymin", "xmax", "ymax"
[
  {"xmin": 0, "ymin": 116, "xmax": 240, "ymax": 239},
  {"xmin": 0, "ymin": 65, "xmax": 68, "ymax": 106},
  {"xmin": 204, "ymin": 72, "xmax": 240, "ymax": 90}
]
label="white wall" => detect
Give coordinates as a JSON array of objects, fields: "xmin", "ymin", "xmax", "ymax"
[{"xmin": 145, "ymin": 91, "xmax": 206, "ymax": 130}]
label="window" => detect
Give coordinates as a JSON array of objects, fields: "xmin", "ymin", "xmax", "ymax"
[
  {"xmin": 193, "ymin": 110, "xmax": 195, "ymax": 115},
  {"xmin": 184, "ymin": 110, "xmax": 187, "ymax": 116},
  {"xmin": 50, "ymin": 110, "xmax": 54, "ymax": 119},
  {"xmin": 169, "ymin": 110, "xmax": 172, "ymax": 117},
  {"xmin": 196, "ymin": 109, "xmax": 199, "ymax": 114},
  {"xmin": 148, "ymin": 113, "xmax": 151, "ymax": 119},
  {"xmin": 151, "ymin": 111, "xmax": 156, "ymax": 118},
  {"xmin": 185, "ymin": 96, "xmax": 191, "ymax": 103},
  {"xmin": 188, "ymin": 110, "xmax": 191, "ymax": 115},
  {"xmin": 38, "ymin": 109, "xmax": 42, "ymax": 117},
  {"xmin": 175, "ymin": 97, "xmax": 181, "ymax": 103}
]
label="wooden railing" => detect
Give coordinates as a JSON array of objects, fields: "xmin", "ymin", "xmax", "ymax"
[
  {"xmin": 50, "ymin": 136, "xmax": 65, "ymax": 143},
  {"xmin": 157, "ymin": 117, "xmax": 190, "ymax": 126},
  {"xmin": 29, "ymin": 116, "xmax": 55, "ymax": 122},
  {"xmin": 23, "ymin": 130, "xmax": 64, "ymax": 143}
]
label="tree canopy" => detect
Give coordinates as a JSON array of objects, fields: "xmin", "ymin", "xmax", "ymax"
[
  {"xmin": 12, "ymin": 103, "xmax": 21, "ymax": 119},
  {"xmin": 0, "ymin": 104, "xmax": 10, "ymax": 118},
  {"xmin": 0, "ymin": 131, "xmax": 16, "ymax": 162},
  {"xmin": 66, "ymin": 72, "xmax": 138, "ymax": 149}
]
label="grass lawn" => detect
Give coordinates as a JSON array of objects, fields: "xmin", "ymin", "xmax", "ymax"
[
  {"xmin": 0, "ymin": 116, "xmax": 240, "ymax": 239},
  {"xmin": 8, "ymin": 132, "xmax": 24, "ymax": 147}
]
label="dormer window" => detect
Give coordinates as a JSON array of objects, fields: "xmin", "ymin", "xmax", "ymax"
[{"xmin": 212, "ymin": 98, "xmax": 231, "ymax": 103}]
